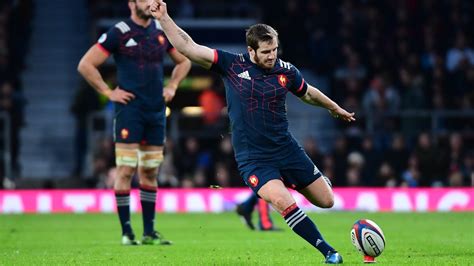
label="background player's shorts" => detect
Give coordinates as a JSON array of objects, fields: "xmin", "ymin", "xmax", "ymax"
[
  {"xmin": 239, "ymin": 147, "xmax": 322, "ymax": 194},
  {"xmin": 114, "ymin": 106, "xmax": 166, "ymax": 146}
]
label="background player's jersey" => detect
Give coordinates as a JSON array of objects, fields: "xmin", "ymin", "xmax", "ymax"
[
  {"xmin": 211, "ymin": 49, "xmax": 308, "ymax": 164},
  {"xmin": 97, "ymin": 19, "xmax": 174, "ymax": 111}
]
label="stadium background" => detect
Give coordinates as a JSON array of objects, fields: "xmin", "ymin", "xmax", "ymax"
[
  {"xmin": 0, "ymin": 0, "xmax": 473, "ymax": 265},
  {"xmin": 0, "ymin": 0, "xmax": 472, "ymax": 189}
]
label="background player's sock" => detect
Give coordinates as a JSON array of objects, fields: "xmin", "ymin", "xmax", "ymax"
[
  {"xmin": 257, "ymin": 198, "xmax": 274, "ymax": 230},
  {"xmin": 283, "ymin": 203, "xmax": 335, "ymax": 256},
  {"xmin": 115, "ymin": 190, "xmax": 133, "ymax": 235},
  {"xmin": 140, "ymin": 185, "xmax": 157, "ymax": 235},
  {"xmin": 240, "ymin": 193, "xmax": 258, "ymax": 213}
]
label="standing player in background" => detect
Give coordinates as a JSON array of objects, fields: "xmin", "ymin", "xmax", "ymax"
[
  {"xmin": 78, "ymin": 0, "xmax": 191, "ymax": 245},
  {"xmin": 236, "ymin": 192, "xmax": 281, "ymax": 231},
  {"xmin": 150, "ymin": 1, "xmax": 354, "ymax": 263}
]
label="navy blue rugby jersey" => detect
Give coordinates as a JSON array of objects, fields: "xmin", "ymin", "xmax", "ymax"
[
  {"xmin": 97, "ymin": 19, "xmax": 174, "ymax": 111},
  {"xmin": 210, "ymin": 49, "xmax": 309, "ymax": 163}
]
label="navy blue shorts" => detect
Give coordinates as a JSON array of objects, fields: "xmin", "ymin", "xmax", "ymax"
[
  {"xmin": 239, "ymin": 147, "xmax": 322, "ymax": 194},
  {"xmin": 113, "ymin": 106, "xmax": 166, "ymax": 146}
]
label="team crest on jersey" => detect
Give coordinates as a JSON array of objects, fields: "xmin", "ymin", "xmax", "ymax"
[
  {"xmin": 157, "ymin": 35, "xmax": 165, "ymax": 45},
  {"xmin": 277, "ymin": 74, "xmax": 288, "ymax": 87},
  {"xmin": 248, "ymin": 175, "xmax": 259, "ymax": 187},
  {"xmin": 121, "ymin": 128, "xmax": 129, "ymax": 139}
]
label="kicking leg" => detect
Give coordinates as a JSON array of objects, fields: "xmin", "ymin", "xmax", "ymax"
[{"xmin": 258, "ymin": 179, "xmax": 341, "ymax": 263}]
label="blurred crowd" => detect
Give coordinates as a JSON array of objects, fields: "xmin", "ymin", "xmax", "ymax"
[
  {"xmin": 263, "ymin": 0, "xmax": 473, "ymax": 116},
  {"xmin": 86, "ymin": 131, "xmax": 472, "ymax": 189},
  {"xmin": 75, "ymin": 0, "xmax": 474, "ymax": 189},
  {"xmin": 0, "ymin": 0, "xmax": 31, "ymax": 181}
]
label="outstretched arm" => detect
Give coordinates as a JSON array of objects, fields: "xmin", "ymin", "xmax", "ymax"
[
  {"xmin": 150, "ymin": 0, "xmax": 214, "ymax": 69},
  {"xmin": 301, "ymin": 85, "xmax": 356, "ymax": 122}
]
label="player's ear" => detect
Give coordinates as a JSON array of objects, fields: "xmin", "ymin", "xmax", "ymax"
[
  {"xmin": 247, "ymin": 46, "xmax": 255, "ymax": 56},
  {"xmin": 128, "ymin": 0, "xmax": 136, "ymax": 11}
]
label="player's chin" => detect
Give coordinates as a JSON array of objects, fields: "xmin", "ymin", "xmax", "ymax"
[{"xmin": 264, "ymin": 61, "xmax": 275, "ymax": 69}]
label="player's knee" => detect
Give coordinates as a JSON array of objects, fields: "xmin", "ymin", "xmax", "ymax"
[
  {"xmin": 269, "ymin": 193, "xmax": 293, "ymax": 212},
  {"xmin": 140, "ymin": 167, "xmax": 159, "ymax": 182},
  {"xmin": 319, "ymin": 195, "xmax": 334, "ymax": 209},
  {"xmin": 116, "ymin": 165, "xmax": 136, "ymax": 180}
]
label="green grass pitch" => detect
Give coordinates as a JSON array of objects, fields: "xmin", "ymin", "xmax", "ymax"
[{"xmin": 0, "ymin": 212, "xmax": 473, "ymax": 265}]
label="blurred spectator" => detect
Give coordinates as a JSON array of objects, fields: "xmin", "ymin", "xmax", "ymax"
[
  {"xmin": 89, "ymin": 137, "xmax": 115, "ymax": 187},
  {"xmin": 346, "ymin": 151, "xmax": 364, "ymax": 186},
  {"xmin": 375, "ymin": 162, "xmax": 397, "ymax": 187},
  {"xmin": 359, "ymin": 136, "xmax": 380, "ymax": 185},
  {"xmin": 362, "ymin": 76, "xmax": 400, "ymax": 114},
  {"xmin": 401, "ymin": 155, "xmax": 421, "ymax": 187},
  {"xmin": 414, "ymin": 133, "xmax": 437, "ymax": 186},
  {"xmin": 176, "ymin": 137, "xmax": 212, "ymax": 187},
  {"xmin": 384, "ymin": 134, "xmax": 409, "ymax": 177},
  {"xmin": 213, "ymin": 135, "xmax": 241, "ymax": 187},
  {"xmin": 199, "ymin": 89, "xmax": 224, "ymax": 126},
  {"xmin": 446, "ymin": 32, "xmax": 474, "ymax": 72},
  {"xmin": 303, "ymin": 136, "xmax": 324, "ymax": 165},
  {"xmin": 70, "ymin": 81, "xmax": 102, "ymax": 176},
  {"xmin": 158, "ymin": 139, "xmax": 180, "ymax": 187},
  {"xmin": 332, "ymin": 136, "xmax": 348, "ymax": 186},
  {"xmin": 0, "ymin": 81, "xmax": 26, "ymax": 178}
]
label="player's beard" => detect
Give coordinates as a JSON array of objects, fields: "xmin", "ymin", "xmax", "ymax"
[
  {"xmin": 136, "ymin": 5, "xmax": 153, "ymax": 20},
  {"xmin": 253, "ymin": 54, "xmax": 275, "ymax": 70}
]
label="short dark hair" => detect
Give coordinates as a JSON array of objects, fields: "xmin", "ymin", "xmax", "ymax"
[{"xmin": 245, "ymin": 24, "xmax": 278, "ymax": 51}]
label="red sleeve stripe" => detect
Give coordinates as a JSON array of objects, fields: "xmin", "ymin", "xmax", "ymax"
[
  {"xmin": 213, "ymin": 49, "xmax": 218, "ymax": 64},
  {"xmin": 96, "ymin": 43, "xmax": 110, "ymax": 56},
  {"xmin": 295, "ymin": 79, "xmax": 306, "ymax": 93}
]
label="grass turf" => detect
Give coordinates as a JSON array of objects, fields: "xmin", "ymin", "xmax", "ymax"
[{"xmin": 0, "ymin": 212, "xmax": 473, "ymax": 265}]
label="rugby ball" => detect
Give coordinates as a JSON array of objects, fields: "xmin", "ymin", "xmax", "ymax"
[{"xmin": 350, "ymin": 219, "xmax": 385, "ymax": 257}]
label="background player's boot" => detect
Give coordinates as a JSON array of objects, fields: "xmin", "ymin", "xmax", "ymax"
[
  {"xmin": 236, "ymin": 203, "xmax": 255, "ymax": 230},
  {"xmin": 121, "ymin": 232, "xmax": 139, "ymax": 245},
  {"xmin": 141, "ymin": 231, "xmax": 172, "ymax": 245},
  {"xmin": 325, "ymin": 251, "xmax": 343, "ymax": 264},
  {"xmin": 259, "ymin": 226, "xmax": 283, "ymax": 231}
]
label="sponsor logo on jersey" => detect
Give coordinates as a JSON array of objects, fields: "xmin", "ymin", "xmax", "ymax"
[
  {"xmin": 125, "ymin": 38, "xmax": 138, "ymax": 47},
  {"xmin": 238, "ymin": 71, "xmax": 251, "ymax": 80},
  {"xmin": 277, "ymin": 74, "xmax": 287, "ymax": 87},
  {"xmin": 121, "ymin": 128, "xmax": 129, "ymax": 139},
  {"xmin": 248, "ymin": 175, "xmax": 259, "ymax": 187}
]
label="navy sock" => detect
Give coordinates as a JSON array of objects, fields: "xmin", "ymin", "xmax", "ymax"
[
  {"xmin": 115, "ymin": 190, "xmax": 133, "ymax": 235},
  {"xmin": 283, "ymin": 204, "xmax": 335, "ymax": 257},
  {"xmin": 257, "ymin": 198, "xmax": 274, "ymax": 230},
  {"xmin": 140, "ymin": 185, "xmax": 157, "ymax": 235},
  {"xmin": 241, "ymin": 193, "xmax": 258, "ymax": 213}
]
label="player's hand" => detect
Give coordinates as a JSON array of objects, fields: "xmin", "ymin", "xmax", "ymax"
[
  {"xmin": 328, "ymin": 106, "xmax": 356, "ymax": 122},
  {"xmin": 163, "ymin": 86, "xmax": 177, "ymax": 102},
  {"xmin": 107, "ymin": 87, "xmax": 135, "ymax": 104},
  {"xmin": 149, "ymin": 0, "xmax": 167, "ymax": 20}
]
